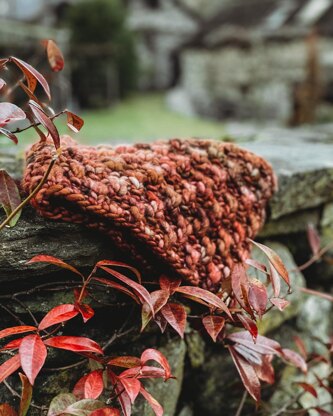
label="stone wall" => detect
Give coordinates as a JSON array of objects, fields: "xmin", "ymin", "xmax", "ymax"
[
  {"xmin": 1, "ymin": 129, "xmax": 333, "ymax": 414},
  {"xmin": 167, "ymin": 38, "xmax": 333, "ymax": 122}
]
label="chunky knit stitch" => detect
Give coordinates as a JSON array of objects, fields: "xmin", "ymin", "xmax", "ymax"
[{"xmin": 23, "ymin": 136, "xmax": 276, "ymax": 291}]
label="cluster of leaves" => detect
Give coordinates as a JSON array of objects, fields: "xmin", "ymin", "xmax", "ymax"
[
  {"xmin": 0, "ymin": 40, "xmax": 83, "ymax": 230},
  {"xmin": 1, "ymin": 42, "xmax": 332, "ymax": 415},
  {"xmin": 0, "ymin": 243, "xmax": 308, "ymax": 414}
]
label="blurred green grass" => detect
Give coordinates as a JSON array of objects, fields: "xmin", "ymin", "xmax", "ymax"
[{"xmin": 1, "ymin": 94, "xmax": 226, "ymax": 154}]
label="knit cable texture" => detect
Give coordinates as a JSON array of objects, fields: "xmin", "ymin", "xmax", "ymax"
[{"xmin": 23, "ymin": 136, "xmax": 276, "ymax": 291}]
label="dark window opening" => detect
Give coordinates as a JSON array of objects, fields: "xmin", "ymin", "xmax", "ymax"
[{"xmin": 144, "ymin": 0, "xmax": 160, "ymax": 10}]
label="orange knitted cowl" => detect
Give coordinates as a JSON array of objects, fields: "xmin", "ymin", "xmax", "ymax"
[{"xmin": 23, "ymin": 136, "xmax": 276, "ymax": 291}]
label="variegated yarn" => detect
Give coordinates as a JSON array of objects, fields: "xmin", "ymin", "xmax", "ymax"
[{"xmin": 23, "ymin": 136, "xmax": 276, "ymax": 291}]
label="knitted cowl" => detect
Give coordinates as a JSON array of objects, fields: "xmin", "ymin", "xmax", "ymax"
[{"xmin": 23, "ymin": 136, "xmax": 276, "ymax": 291}]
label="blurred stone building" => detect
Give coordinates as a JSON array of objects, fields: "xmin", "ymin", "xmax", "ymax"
[
  {"xmin": 0, "ymin": 0, "xmax": 73, "ymax": 109},
  {"xmin": 129, "ymin": 0, "xmax": 333, "ymax": 124}
]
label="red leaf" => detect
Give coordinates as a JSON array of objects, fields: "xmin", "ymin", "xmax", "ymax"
[
  {"xmin": 119, "ymin": 378, "xmax": 141, "ymax": 404},
  {"xmin": 160, "ymin": 303, "xmax": 187, "ymax": 338},
  {"xmin": 141, "ymin": 290, "xmax": 169, "ymax": 331},
  {"xmin": 19, "ymin": 373, "xmax": 33, "ymax": 416},
  {"xmin": 141, "ymin": 348, "xmax": 172, "ymax": 381},
  {"xmin": 0, "ymin": 404, "xmax": 17, "ymax": 416},
  {"xmin": 230, "ymin": 264, "xmax": 253, "ymax": 317},
  {"xmin": 27, "ymin": 255, "xmax": 83, "ymax": 277},
  {"xmin": 297, "ymin": 382, "xmax": 318, "ymax": 398},
  {"xmin": 120, "ymin": 366, "xmax": 165, "ymax": 380},
  {"xmin": 90, "ymin": 410, "xmax": 120, "ymax": 416},
  {"xmin": 245, "ymin": 258, "xmax": 268, "ymax": 274},
  {"xmin": 96, "ymin": 260, "xmax": 141, "ymax": 282},
  {"xmin": 269, "ymin": 263, "xmax": 281, "ymax": 298},
  {"xmin": 307, "ymin": 223, "xmax": 321, "ymax": 256},
  {"xmin": 140, "ymin": 386, "xmax": 163, "ymax": 416},
  {"xmin": 202, "ymin": 315, "xmax": 225, "ymax": 342},
  {"xmin": 0, "ymin": 338, "xmax": 24, "ymax": 351},
  {"xmin": 250, "ymin": 240, "xmax": 290, "ymax": 289},
  {"xmin": 0, "ymin": 354, "xmax": 21, "ymax": 383},
  {"xmin": 0, "ymin": 169, "xmax": 22, "ymax": 226},
  {"xmin": 73, "ymin": 370, "xmax": 104, "ymax": 400},
  {"xmin": 93, "ymin": 277, "xmax": 139, "ymax": 303},
  {"xmin": 253, "ymin": 354, "xmax": 275, "ymax": 385},
  {"xmin": 46, "ymin": 40, "xmax": 64, "ymax": 72},
  {"xmin": 10, "ymin": 56, "xmax": 51, "ymax": 99},
  {"xmin": 228, "ymin": 346, "xmax": 261, "ymax": 402},
  {"xmin": 248, "ymin": 278, "xmax": 267, "ymax": 318},
  {"xmin": 108, "ymin": 356, "xmax": 141, "ymax": 369},
  {"xmin": 0, "ymin": 128, "xmax": 19, "ymax": 144},
  {"xmin": 108, "ymin": 370, "xmax": 132, "ymax": 416},
  {"xmin": 28, "ymin": 100, "xmax": 60, "ymax": 148},
  {"xmin": 38, "ymin": 304, "xmax": 78, "ymax": 330},
  {"xmin": 0, "ymin": 326, "xmax": 37, "ymax": 340},
  {"xmin": 19, "ymin": 335, "xmax": 47, "ymax": 385},
  {"xmin": 281, "ymin": 348, "xmax": 307, "ymax": 373},
  {"xmin": 175, "ymin": 286, "xmax": 232, "ymax": 319},
  {"xmin": 0, "ymin": 102, "xmax": 26, "ymax": 127},
  {"xmin": 66, "ymin": 111, "xmax": 84, "ymax": 133},
  {"xmin": 270, "ymin": 297, "xmax": 290, "ymax": 311},
  {"xmin": 44, "ymin": 336, "xmax": 103, "ymax": 355},
  {"xmin": 227, "ymin": 331, "xmax": 281, "ymax": 355},
  {"xmin": 98, "ymin": 266, "xmax": 153, "ymax": 315},
  {"xmin": 237, "ymin": 314, "xmax": 258, "ymax": 341},
  {"xmin": 75, "ymin": 303, "xmax": 94, "ymax": 323},
  {"xmin": 159, "ymin": 275, "xmax": 181, "ymax": 294}
]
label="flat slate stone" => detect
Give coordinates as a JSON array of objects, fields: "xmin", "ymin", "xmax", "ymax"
[
  {"xmin": 0, "ymin": 207, "xmax": 115, "ymax": 282},
  {"xmin": 240, "ymin": 128, "xmax": 333, "ymax": 219}
]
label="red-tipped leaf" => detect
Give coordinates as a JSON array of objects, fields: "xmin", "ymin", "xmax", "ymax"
[
  {"xmin": 160, "ymin": 303, "xmax": 187, "ymax": 338},
  {"xmin": 38, "ymin": 304, "xmax": 78, "ymax": 330},
  {"xmin": 19, "ymin": 373, "xmax": 33, "ymax": 416},
  {"xmin": 73, "ymin": 370, "xmax": 104, "ymax": 400},
  {"xmin": 19, "ymin": 335, "xmax": 47, "ymax": 385},
  {"xmin": 228, "ymin": 346, "xmax": 261, "ymax": 402},
  {"xmin": 10, "ymin": 57, "xmax": 51, "ymax": 99},
  {"xmin": 140, "ymin": 386, "xmax": 163, "ymax": 416},
  {"xmin": 250, "ymin": 240, "xmax": 290, "ymax": 289},
  {"xmin": 159, "ymin": 275, "xmax": 181, "ymax": 294},
  {"xmin": 175, "ymin": 286, "xmax": 232, "ymax": 319},
  {"xmin": 44, "ymin": 336, "xmax": 103, "ymax": 355},
  {"xmin": 0, "ymin": 354, "xmax": 21, "ymax": 383},
  {"xmin": 27, "ymin": 255, "xmax": 83, "ymax": 277},
  {"xmin": 28, "ymin": 101, "xmax": 60, "ymax": 148},
  {"xmin": 46, "ymin": 40, "xmax": 64, "ymax": 72},
  {"xmin": 0, "ymin": 102, "xmax": 26, "ymax": 127},
  {"xmin": 202, "ymin": 315, "xmax": 225, "ymax": 342},
  {"xmin": 141, "ymin": 348, "xmax": 172, "ymax": 381},
  {"xmin": 0, "ymin": 326, "xmax": 37, "ymax": 340},
  {"xmin": 66, "ymin": 111, "xmax": 84, "ymax": 133}
]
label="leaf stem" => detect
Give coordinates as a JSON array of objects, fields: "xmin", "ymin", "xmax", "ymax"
[{"xmin": 0, "ymin": 155, "xmax": 57, "ymax": 231}]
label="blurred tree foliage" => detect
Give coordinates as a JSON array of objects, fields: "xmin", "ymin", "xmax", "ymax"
[{"xmin": 66, "ymin": 0, "xmax": 138, "ymax": 108}]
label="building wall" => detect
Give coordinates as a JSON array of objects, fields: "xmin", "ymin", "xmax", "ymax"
[{"xmin": 169, "ymin": 38, "xmax": 333, "ymax": 122}]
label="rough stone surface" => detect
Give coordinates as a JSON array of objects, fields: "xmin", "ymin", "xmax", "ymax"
[
  {"xmin": 260, "ymin": 208, "xmax": 320, "ymax": 238},
  {"xmin": 0, "ymin": 207, "xmax": 116, "ymax": 282},
  {"xmin": 242, "ymin": 136, "xmax": 333, "ymax": 219}
]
